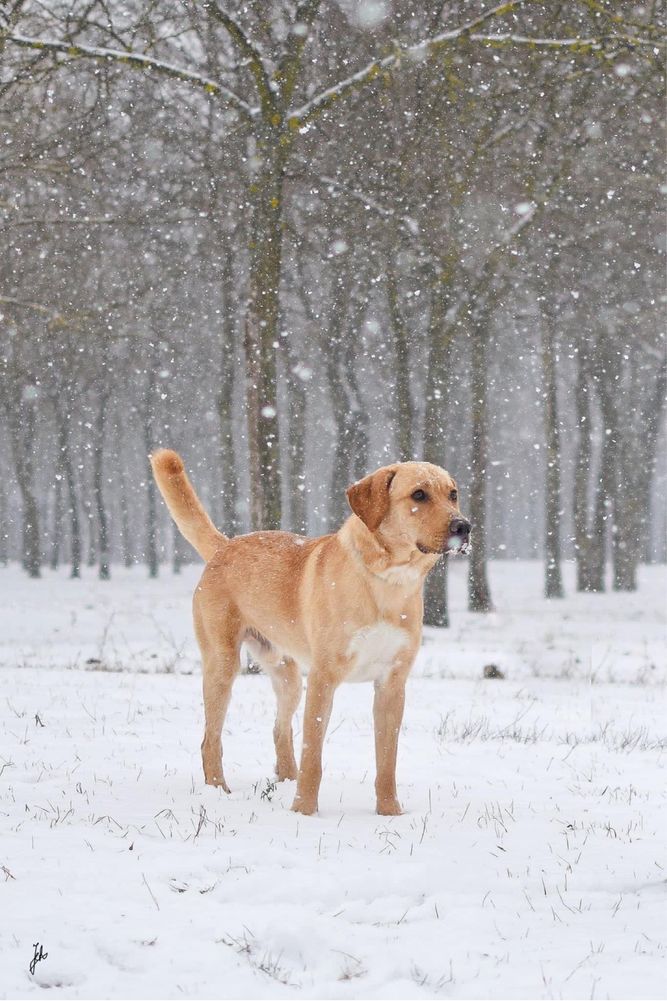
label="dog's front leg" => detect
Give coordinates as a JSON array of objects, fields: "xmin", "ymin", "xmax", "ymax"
[
  {"xmin": 373, "ymin": 672, "xmax": 407, "ymax": 815},
  {"xmin": 292, "ymin": 669, "xmax": 338, "ymax": 816}
]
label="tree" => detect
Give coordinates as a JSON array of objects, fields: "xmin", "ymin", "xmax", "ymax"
[{"xmin": 6, "ymin": 1, "xmax": 658, "ymax": 531}]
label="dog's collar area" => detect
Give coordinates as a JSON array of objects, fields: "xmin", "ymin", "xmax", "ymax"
[{"xmin": 347, "ymin": 532, "xmax": 426, "ymax": 583}]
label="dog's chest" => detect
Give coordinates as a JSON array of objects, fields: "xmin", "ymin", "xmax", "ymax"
[{"xmin": 345, "ymin": 622, "xmax": 409, "ymax": 683}]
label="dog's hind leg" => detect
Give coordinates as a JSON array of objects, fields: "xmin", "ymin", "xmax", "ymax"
[
  {"xmin": 195, "ymin": 601, "xmax": 240, "ymax": 791},
  {"xmin": 268, "ymin": 658, "xmax": 302, "ymax": 781}
]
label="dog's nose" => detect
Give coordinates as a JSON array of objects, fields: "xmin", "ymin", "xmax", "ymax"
[{"xmin": 450, "ymin": 517, "xmax": 471, "ymax": 538}]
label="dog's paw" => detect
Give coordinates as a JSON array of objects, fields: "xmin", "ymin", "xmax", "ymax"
[
  {"xmin": 376, "ymin": 798, "xmax": 403, "ymax": 816},
  {"xmin": 275, "ymin": 763, "xmax": 298, "ymax": 782},
  {"xmin": 291, "ymin": 795, "xmax": 317, "ymax": 816},
  {"xmin": 205, "ymin": 774, "xmax": 231, "ymax": 793}
]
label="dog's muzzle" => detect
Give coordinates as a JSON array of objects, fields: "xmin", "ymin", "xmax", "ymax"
[
  {"xmin": 417, "ymin": 517, "xmax": 472, "ymax": 557},
  {"xmin": 447, "ymin": 517, "xmax": 472, "ymax": 554}
]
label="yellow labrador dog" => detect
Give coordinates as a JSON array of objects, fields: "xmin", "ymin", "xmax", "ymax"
[{"xmin": 150, "ymin": 450, "xmax": 470, "ymax": 815}]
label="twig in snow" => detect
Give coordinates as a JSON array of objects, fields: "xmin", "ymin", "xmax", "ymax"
[{"xmin": 142, "ymin": 873, "xmax": 160, "ymax": 911}]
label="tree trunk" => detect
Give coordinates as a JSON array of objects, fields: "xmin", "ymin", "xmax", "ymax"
[
  {"xmin": 93, "ymin": 387, "xmax": 111, "ymax": 580},
  {"xmin": 219, "ymin": 240, "xmax": 239, "ymax": 535},
  {"xmin": 467, "ymin": 311, "xmax": 493, "ymax": 613},
  {"xmin": 422, "ymin": 276, "xmax": 453, "ymax": 627},
  {"xmin": 611, "ymin": 439, "xmax": 640, "ymax": 591},
  {"xmin": 328, "ymin": 364, "xmax": 352, "ymax": 531},
  {"xmin": 50, "ymin": 473, "xmax": 63, "ymax": 570},
  {"xmin": 542, "ymin": 317, "xmax": 563, "ymax": 598},
  {"xmin": 245, "ymin": 138, "xmax": 286, "ymax": 530},
  {"xmin": 0, "ymin": 486, "xmax": 6, "ymax": 568},
  {"xmin": 243, "ymin": 309, "xmax": 263, "ymax": 533},
  {"xmin": 146, "ymin": 466, "xmax": 158, "ymax": 578},
  {"xmin": 7, "ymin": 395, "xmax": 41, "ymax": 578},
  {"xmin": 347, "ymin": 366, "xmax": 370, "ymax": 483},
  {"xmin": 0, "ymin": 485, "xmax": 7, "ymax": 565},
  {"xmin": 324, "ymin": 270, "xmax": 363, "ymax": 531},
  {"xmin": 22, "ymin": 491, "xmax": 41, "ymax": 577},
  {"xmin": 573, "ymin": 353, "xmax": 595, "ymax": 592},
  {"xmin": 119, "ymin": 464, "xmax": 133, "ymax": 568},
  {"xmin": 588, "ymin": 429, "xmax": 615, "ymax": 591},
  {"xmin": 326, "ymin": 292, "xmax": 370, "ymax": 531},
  {"xmin": 610, "ymin": 365, "xmax": 641, "ymax": 592},
  {"xmin": 639, "ymin": 359, "xmax": 667, "ymax": 564},
  {"xmin": 387, "ymin": 267, "xmax": 414, "ymax": 461},
  {"xmin": 283, "ymin": 335, "xmax": 308, "ymax": 534},
  {"xmin": 143, "ymin": 366, "xmax": 159, "ymax": 578},
  {"xmin": 218, "ymin": 347, "xmax": 238, "ymax": 535},
  {"xmin": 56, "ymin": 410, "xmax": 82, "ymax": 578},
  {"xmin": 424, "ymin": 557, "xmax": 449, "ymax": 627},
  {"xmin": 84, "ymin": 496, "xmax": 97, "ymax": 567},
  {"xmin": 172, "ymin": 520, "xmax": 184, "ymax": 574}
]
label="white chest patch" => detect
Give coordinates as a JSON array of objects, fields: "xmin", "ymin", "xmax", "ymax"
[
  {"xmin": 377, "ymin": 563, "xmax": 423, "ymax": 586},
  {"xmin": 345, "ymin": 622, "xmax": 409, "ymax": 684}
]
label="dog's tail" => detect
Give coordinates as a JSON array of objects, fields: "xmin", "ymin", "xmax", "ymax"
[{"xmin": 150, "ymin": 449, "xmax": 227, "ymax": 562}]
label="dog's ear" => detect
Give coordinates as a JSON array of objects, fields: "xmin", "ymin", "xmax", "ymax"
[{"xmin": 346, "ymin": 467, "xmax": 397, "ymax": 532}]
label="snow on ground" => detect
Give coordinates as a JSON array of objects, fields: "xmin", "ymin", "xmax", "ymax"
[
  {"xmin": 1, "ymin": 560, "xmax": 663, "ymax": 686},
  {"xmin": 1, "ymin": 560, "xmax": 665, "ymax": 1000}
]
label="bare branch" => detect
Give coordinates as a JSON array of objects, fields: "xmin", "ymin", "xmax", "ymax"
[
  {"xmin": 0, "ymin": 294, "xmax": 53, "ymax": 315},
  {"xmin": 577, "ymin": 0, "xmax": 665, "ymax": 39},
  {"xmin": 317, "ymin": 174, "xmax": 423, "ymax": 249},
  {"xmin": 6, "ymin": 34, "xmax": 258, "ymax": 117},
  {"xmin": 0, "ymin": 213, "xmax": 205, "ymax": 229},
  {"xmin": 275, "ymin": 0, "xmax": 321, "ymax": 105},
  {"xmin": 468, "ymin": 31, "xmax": 663, "ymax": 51},
  {"xmin": 287, "ymin": 2, "xmax": 664, "ymax": 127},
  {"xmin": 202, "ymin": 2, "xmax": 275, "ymax": 117}
]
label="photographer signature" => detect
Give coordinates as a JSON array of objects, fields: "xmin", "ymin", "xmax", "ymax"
[{"xmin": 29, "ymin": 942, "xmax": 48, "ymax": 975}]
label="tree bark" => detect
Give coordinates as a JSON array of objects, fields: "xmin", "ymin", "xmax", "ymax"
[
  {"xmin": 172, "ymin": 520, "xmax": 184, "ymax": 574},
  {"xmin": 638, "ymin": 358, "xmax": 667, "ymax": 564},
  {"xmin": 467, "ymin": 309, "xmax": 493, "ymax": 613},
  {"xmin": 589, "ymin": 428, "xmax": 615, "ymax": 591},
  {"xmin": 143, "ymin": 364, "xmax": 159, "ymax": 578},
  {"xmin": 0, "ymin": 485, "xmax": 7, "ymax": 565},
  {"xmin": 55, "ymin": 408, "xmax": 82, "ymax": 578},
  {"xmin": 386, "ymin": 266, "xmax": 414, "ymax": 461},
  {"xmin": 15, "ymin": 453, "xmax": 41, "ymax": 575},
  {"xmin": 542, "ymin": 316, "xmax": 564, "ymax": 598},
  {"xmin": 347, "ymin": 346, "xmax": 370, "ymax": 484},
  {"xmin": 218, "ymin": 240, "xmax": 239, "ymax": 535},
  {"xmin": 282, "ymin": 333, "xmax": 308, "ymax": 534},
  {"xmin": 245, "ymin": 137, "xmax": 286, "ymax": 530},
  {"xmin": 613, "ymin": 357, "xmax": 666, "ymax": 586},
  {"xmin": 118, "ymin": 461, "xmax": 133, "ymax": 569},
  {"xmin": 243, "ymin": 308, "xmax": 263, "ymax": 533},
  {"xmin": 6, "ymin": 392, "xmax": 41, "ymax": 578},
  {"xmin": 93, "ymin": 384, "xmax": 111, "ymax": 580},
  {"xmin": 422, "ymin": 276, "xmax": 453, "ymax": 627},
  {"xmin": 611, "ymin": 433, "xmax": 640, "ymax": 591},
  {"xmin": 84, "ymin": 495, "xmax": 97, "ymax": 567},
  {"xmin": 50, "ymin": 472, "xmax": 63, "ymax": 570},
  {"xmin": 574, "ymin": 353, "xmax": 598, "ymax": 591},
  {"xmin": 324, "ymin": 277, "xmax": 369, "ymax": 532}
]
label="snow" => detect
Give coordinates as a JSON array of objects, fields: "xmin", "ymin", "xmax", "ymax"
[
  {"xmin": 1, "ymin": 560, "xmax": 665, "ymax": 999},
  {"xmin": 8, "ymin": 36, "xmax": 256, "ymax": 116}
]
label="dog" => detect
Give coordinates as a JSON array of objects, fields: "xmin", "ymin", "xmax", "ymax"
[{"xmin": 150, "ymin": 450, "xmax": 471, "ymax": 815}]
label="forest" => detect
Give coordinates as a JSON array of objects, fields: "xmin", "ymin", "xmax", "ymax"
[{"xmin": 1, "ymin": 1, "xmax": 665, "ymax": 625}]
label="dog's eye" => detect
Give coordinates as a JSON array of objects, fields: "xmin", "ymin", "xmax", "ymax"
[
  {"xmin": 411, "ymin": 489, "xmax": 427, "ymax": 502},
  {"xmin": 450, "ymin": 489, "xmax": 458, "ymax": 502}
]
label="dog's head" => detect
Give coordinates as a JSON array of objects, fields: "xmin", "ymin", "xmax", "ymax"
[{"xmin": 346, "ymin": 462, "xmax": 471, "ymax": 558}]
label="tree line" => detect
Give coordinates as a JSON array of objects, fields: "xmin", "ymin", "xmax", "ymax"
[{"xmin": 1, "ymin": 1, "xmax": 665, "ymax": 624}]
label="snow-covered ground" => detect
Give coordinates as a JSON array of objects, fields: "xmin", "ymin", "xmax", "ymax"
[{"xmin": 1, "ymin": 560, "xmax": 665, "ymax": 999}]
